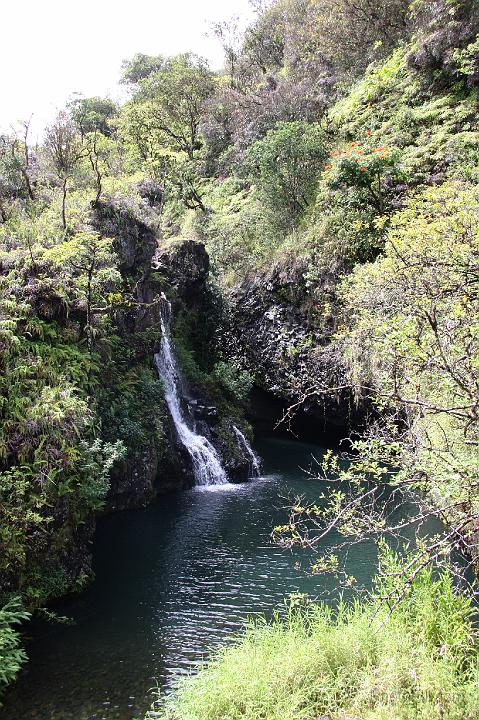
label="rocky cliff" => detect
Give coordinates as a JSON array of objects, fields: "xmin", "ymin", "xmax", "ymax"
[{"xmin": 218, "ymin": 260, "xmax": 366, "ymax": 440}]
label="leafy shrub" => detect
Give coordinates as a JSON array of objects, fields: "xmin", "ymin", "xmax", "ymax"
[
  {"xmin": 76, "ymin": 439, "xmax": 126, "ymax": 510},
  {"xmin": 326, "ymin": 140, "xmax": 404, "ymax": 213},
  {"xmin": 204, "ymin": 178, "xmax": 280, "ymax": 282},
  {"xmin": 0, "ymin": 597, "xmax": 29, "ymax": 698},
  {"xmin": 338, "ymin": 181, "xmax": 479, "ymax": 509},
  {"xmin": 453, "ymin": 35, "xmax": 479, "ymax": 84},
  {"xmin": 213, "ymin": 361, "xmax": 254, "ymax": 402},
  {"xmin": 99, "ymin": 357, "xmax": 166, "ymax": 451},
  {"xmin": 242, "ymin": 121, "xmax": 328, "ymax": 223}
]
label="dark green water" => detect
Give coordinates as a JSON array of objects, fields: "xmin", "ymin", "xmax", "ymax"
[{"xmin": 0, "ymin": 436, "xmax": 397, "ymax": 720}]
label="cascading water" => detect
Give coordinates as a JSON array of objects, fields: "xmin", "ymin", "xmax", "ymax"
[
  {"xmin": 232, "ymin": 425, "xmax": 262, "ymax": 478},
  {"xmin": 155, "ymin": 299, "xmax": 228, "ymax": 486}
]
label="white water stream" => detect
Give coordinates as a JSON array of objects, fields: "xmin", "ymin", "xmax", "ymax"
[
  {"xmin": 155, "ymin": 300, "xmax": 228, "ymax": 486},
  {"xmin": 232, "ymin": 425, "xmax": 261, "ymax": 477}
]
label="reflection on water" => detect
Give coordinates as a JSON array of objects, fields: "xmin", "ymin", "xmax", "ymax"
[{"xmin": 0, "ymin": 436, "xmax": 388, "ymax": 720}]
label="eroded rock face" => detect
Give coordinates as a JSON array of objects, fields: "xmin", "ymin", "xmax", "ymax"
[
  {"xmin": 106, "ymin": 445, "xmax": 159, "ymax": 512},
  {"xmin": 106, "ymin": 437, "xmax": 194, "ymax": 512},
  {"xmin": 153, "ymin": 239, "xmax": 210, "ymax": 301},
  {"xmin": 219, "ymin": 263, "xmax": 366, "ymax": 436},
  {"xmin": 93, "ymin": 200, "xmax": 158, "ymax": 279},
  {"xmin": 93, "ymin": 201, "xmax": 166, "ymax": 505}
]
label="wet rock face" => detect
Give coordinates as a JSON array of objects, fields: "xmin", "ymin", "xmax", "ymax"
[
  {"xmin": 153, "ymin": 239, "xmax": 210, "ymax": 301},
  {"xmin": 221, "ymin": 267, "xmax": 366, "ymax": 435},
  {"xmin": 106, "ymin": 445, "xmax": 159, "ymax": 512},
  {"xmin": 188, "ymin": 401, "xmax": 220, "ymax": 425},
  {"xmin": 106, "ymin": 430, "xmax": 194, "ymax": 512}
]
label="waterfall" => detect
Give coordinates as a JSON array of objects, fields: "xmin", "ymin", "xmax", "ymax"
[
  {"xmin": 155, "ymin": 300, "xmax": 228, "ymax": 486},
  {"xmin": 232, "ymin": 425, "xmax": 262, "ymax": 478}
]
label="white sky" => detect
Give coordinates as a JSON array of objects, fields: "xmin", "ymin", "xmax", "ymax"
[{"xmin": 1, "ymin": 0, "xmax": 254, "ymax": 140}]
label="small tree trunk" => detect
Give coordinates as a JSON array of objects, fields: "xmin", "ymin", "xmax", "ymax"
[
  {"xmin": 0, "ymin": 198, "xmax": 8, "ymax": 223},
  {"xmin": 21, "ymin": 168, "xmax": 35, "ymax": 201},
  {"xmin": 26, "ymin": 233, "xmax": 35, "ymax": 265},
  {"xmin": 62, "ymin": 177, "xmax": 68, "ymax": 229},
  {"xmin": 93, "ymin": 162, "xmax": 102, "ymax": 206},
  {"xmin": 89, "ymin": 137, "xmax": 102, "ymax": 207},
  {"xmin": 86, "ymin": 265, "xmax": 93, "ymax": 353},
  {"xmin": 22, "ymin": 118, "xmax": 35, "ymax": 201}
]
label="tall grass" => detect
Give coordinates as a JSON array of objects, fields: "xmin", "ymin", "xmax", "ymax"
[{"xmin": 156, "ymin": 568, "xmax": 479, "ymax": 720}]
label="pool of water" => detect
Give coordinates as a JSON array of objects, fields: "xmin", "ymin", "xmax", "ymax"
[{"xmin": 0, "ymin": 436, "xmax": 392, "ymax": 720}]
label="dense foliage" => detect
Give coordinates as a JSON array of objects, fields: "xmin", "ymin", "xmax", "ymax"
[{"xmin": 0, "ymin": 117, "xmax": 169, "ymax": 690}]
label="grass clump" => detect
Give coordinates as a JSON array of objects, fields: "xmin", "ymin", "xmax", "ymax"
[{"xmin": 157, "ymin": 566, "xmax": 479, "ymax": 720}]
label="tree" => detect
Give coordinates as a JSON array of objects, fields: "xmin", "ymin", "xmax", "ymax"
[
  {"xmin": 279, "ymin": 0, "xmax": 409, "ymax": 81},
  {"xmin": 120, "ymin": 52, "xmax": 165, "ymax": 86},
  {"xmin": 211, "ymin": 16, "xmax": 245, "ymax": 90},
  {"xmin": 202, "ymin": 72, "xmax": 331, "ymax": 169},
  {"xmin": 11, "ymin": 119, "xmax": 36, "ymax": 202},
  {"xmin": 121, "ymin": 53, "xmax": 216, "ymax": 212},
  {"xmin": 0, "ymin": 136, "xmax": 17, "ymax": 223},
  {"xmin": 0, "ymin": 122, "xmax": 37, "ymax": 221},
  {"xmin": 68, "ymin": 98, "xmax": 116, "ymax": 205},
  {"xmin": 69, "ymin": 96, "xmax": 118, "ymax": 138},
  {"xmin": 243, "ymin": 121, "xmax": 328, "ymax": 221},
  {"xmin": 45, "ymin": 112, "xmax": 85, "ymax": 229},
  {"xmin": 83, "ymin": 129, "xmax": 116, "ymax": 207},
  {"xmin": 242, "ymin": 2, "xmax": 285, "ymax": 74},
  {"xmin": 212, "ymin": 6, "xmax": 285, "ymax": 88},
  {"xmin": 124, "ymin": 53, "xmax": 215, "ymax": 161},
  {"xmin": 169, "ymin": 159, "xmax": 207, "ymax": 212}
]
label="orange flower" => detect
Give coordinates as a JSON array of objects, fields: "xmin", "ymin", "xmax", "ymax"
[
  {"xmin": 366, "ymin": 129, "xmax": 372, "ymax": 136},
  {"xmin": 332, "ymin": 150, "xmax": 339, "ymax": 157},
  {"xmin": 325, "ymin": 163, "xmax": 332, "ymax": 170},
  {"xmin": 360, "ymin": 166, "xmax": 367, "ymax": 172}
]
